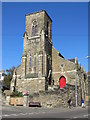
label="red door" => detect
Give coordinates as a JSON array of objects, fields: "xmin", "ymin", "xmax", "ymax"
[{"xmin": 60, "ymin": 76, "xmax": 66, "ymax": 88}]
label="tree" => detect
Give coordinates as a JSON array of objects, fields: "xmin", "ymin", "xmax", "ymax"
[{"xmin": 2, "ymin": 66, "xmax": 15, "ymax": 89}]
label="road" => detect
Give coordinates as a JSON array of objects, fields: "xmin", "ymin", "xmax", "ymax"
[{"xmin": 1, "ymin": 105, "xmax": 89, "ymax": 119}]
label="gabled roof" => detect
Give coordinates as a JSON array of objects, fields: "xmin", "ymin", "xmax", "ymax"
[
  {"xmin": 52, "ymin": 46, "xmax": 64, "ymax": 59},
  {"xmin": 68, "ymin": 58, "xmax": 75, "ymax": 63},
  {"xmin": 58, "ymin": 52, "xmax": 64, "ymax": 58}
]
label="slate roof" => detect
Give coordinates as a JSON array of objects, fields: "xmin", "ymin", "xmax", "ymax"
[
  {"xmin": 68, "ymin": 58, "xmax": 75, "ymax": 63},
  {"xmin": 58, "ymin": 52, "xmax": 64, "ymax": 58}
]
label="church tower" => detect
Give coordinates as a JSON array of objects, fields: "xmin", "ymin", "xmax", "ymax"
[{"xmin": 20, "ymin": 10, "xmax": 52, "ymax": 92}]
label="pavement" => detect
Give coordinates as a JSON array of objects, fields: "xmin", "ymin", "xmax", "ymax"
[{"xmin": 1, "ymin": 105, "xmax": 89, "ymax": 119}]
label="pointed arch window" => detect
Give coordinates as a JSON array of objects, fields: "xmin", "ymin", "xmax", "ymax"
[
  {"xmin": 34, "ymin": 54, "xmax": 36, "ymax": 71},
  {"xmin": 29, "ymin": 55, "xmax": 32, "ymax": 71},
  {"xmin": 32, "ymin": 20, "xmax": 38, "ymax": 36},
  {"xmin": 46, "ymin": 21, "xmax": 49, "ymax": 37}
]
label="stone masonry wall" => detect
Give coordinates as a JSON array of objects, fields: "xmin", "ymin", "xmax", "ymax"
[
  {"xmin": 16, "ymin": 77, "xmax": 46, "ymax": 94},
  {"xmin": 52, "ymin": 47, "xmax": 76, "ymax": 86},
  {"xmin": 10, "ymin": 11, "xmax": 87, "ymax": 108},
  {"xmin": 28, "ymin": 84, "xmax": 81, "ymax": 108},
  {"xmin": 26, "ymin": 11, "xmax": 44, "ymax": 37}
]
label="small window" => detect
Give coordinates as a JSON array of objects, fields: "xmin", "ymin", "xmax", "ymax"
[
  {"xmin": 61, "ymin": 64, "xmax": 64, "ymax": 68},
  {"xmin": 2, "ymin": 73, "xmax": 4, "ymax": 76}
]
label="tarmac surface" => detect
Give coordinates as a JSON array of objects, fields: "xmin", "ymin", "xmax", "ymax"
[{"xmin": 1, "ymin": 105, "xmax": 89, "ymax": 119}]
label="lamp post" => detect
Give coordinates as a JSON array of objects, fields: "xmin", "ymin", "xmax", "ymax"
[{"xmin": 75, "ymin": 56, "xmax": 90, "ymax": 108}]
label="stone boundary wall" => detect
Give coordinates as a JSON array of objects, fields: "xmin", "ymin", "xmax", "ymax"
[
  {"xmin": 28, "ymin": 85, "xmax": 80, "ymax": 108},
  {"xmin": 4, "ymin": 84, "xmax": 83, "ymax": 107}
]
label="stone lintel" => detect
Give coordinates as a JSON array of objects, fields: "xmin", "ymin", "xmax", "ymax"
[
  {"xmin": 22, "ymin": 77, "xmax": 45, "ymax": 81},
  {"xmin": 22, "ymin": 56, "xmax": 27, "ymax": 59},
  {"xmin": 52, "ymin": 70, "xmax": 76, "ymax": 74},
  {"xmin": 28, "ymin": 36, "xmax": 40, "ymax": 40}
]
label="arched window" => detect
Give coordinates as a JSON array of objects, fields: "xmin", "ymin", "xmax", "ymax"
[
  {"xmin": 29, "ymin": 55, "xmax": 31, "ymax": 70},
  {"xmin": 34, "ymin": 54, "xmax": 36, "ymax": 71},
  {"xmin": 32, "ymin": 20, "xmax": 38, "ymax": 36},
  {"xmin": 46, "ymin": 21, "xmax": 49, "ymax": 37}
]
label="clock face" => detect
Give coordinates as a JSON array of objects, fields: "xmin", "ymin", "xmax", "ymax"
[{"xmin": 32, "ymin": 20, "xmax": 38, "ymax": 36}]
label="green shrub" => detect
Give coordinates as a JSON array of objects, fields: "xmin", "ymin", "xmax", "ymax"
[{"xmin": 11, "ymin": 91, "xmax": 23, "ymax": 97}]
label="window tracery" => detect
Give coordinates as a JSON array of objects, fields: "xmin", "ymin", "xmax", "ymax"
[{"xmin": 32, "ymin": 20, "xmax": 38, "ymax": 36}]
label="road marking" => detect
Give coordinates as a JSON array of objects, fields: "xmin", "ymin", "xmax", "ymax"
[
  {"xmin": 72, "ymin": 114, "xmax": 89, "ymax": 119},
  {"xmin": 73, "ymin": 117, "xmax": 78, "ymax": 119},
  {"xmin": 19, "ymin": 113, "xmax": 27, "ymax": 116},
  {"xmin": 9, "ymin": 114, "xmax": 17, "ymax": 116},
  {"xmin": 3, "ymin": 114, "xmax": 10, "ymax": 116},
  {"xmin": 83, "ymin": 114, "xmax": 88, "ymax": 117},
  {"xmin": 2, "ymin": 111, "xmax": 46, "ymax": 117},
  {"xmin": 65, "ymin": 119, "xmax": 70, "ymax": 120},
  {"xmin": 65, "ymin": 118, "xmax": 73, "ymax": 120},
  {"xmin": 2, "ymin": 112, "xmax": 90, "ymax": 118},
  {"xmin": 28, "ymin": 113, "xmax": 34, "ymax": 115}
]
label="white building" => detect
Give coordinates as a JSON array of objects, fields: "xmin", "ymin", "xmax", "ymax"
[
  {"xmin": 0, "ymin": 70, "xmax": 4, "ymax": 81},
  {"xmin": 0, "ymin": 70, "xmax": 4, "ymax": 89}
]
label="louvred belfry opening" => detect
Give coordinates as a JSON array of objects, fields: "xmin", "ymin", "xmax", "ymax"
[{"xmin": 59, "ymin": 76, "xmax": 66, "ymax": 88}]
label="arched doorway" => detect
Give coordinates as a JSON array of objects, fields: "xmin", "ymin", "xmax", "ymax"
[{"xmin": 59, "ymin": 76, "xmax": 66, "ymax": 88}]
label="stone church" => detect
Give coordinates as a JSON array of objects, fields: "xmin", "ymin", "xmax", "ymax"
[{"xmin": 11, "ymin": 10, "xmax": 87, "ymax": 107}]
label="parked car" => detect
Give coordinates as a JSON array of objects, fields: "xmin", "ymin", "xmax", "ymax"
[{"xmin": 29, "ymin": 102, "xmax": 41, "ymax": 107}]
